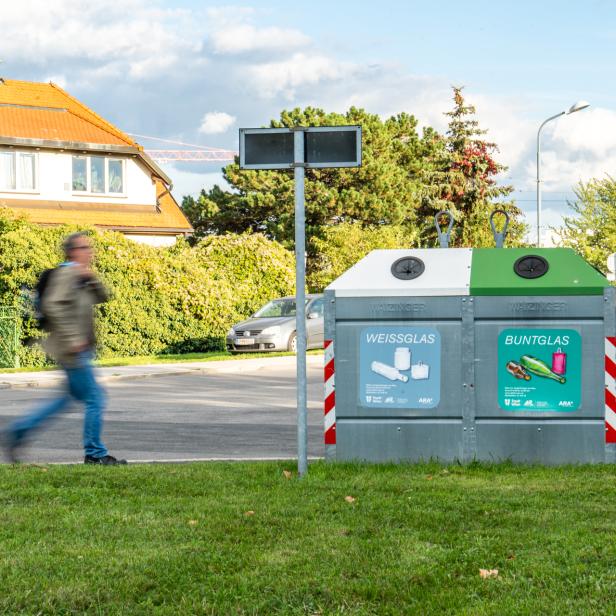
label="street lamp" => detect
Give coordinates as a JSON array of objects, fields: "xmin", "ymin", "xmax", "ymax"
[{"xmin": 536, "ymin": 100, "xmax": 590, "ymax": 247}]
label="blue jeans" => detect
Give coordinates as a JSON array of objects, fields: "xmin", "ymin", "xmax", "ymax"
[{"xmin": 10, "ymin": 352, "xmax": 108, "ymax": 458}]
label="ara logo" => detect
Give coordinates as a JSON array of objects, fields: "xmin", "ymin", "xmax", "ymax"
[
  {"xmin": 558, "ymin": 400, "xmax": 574, "ymax": 408},
  {"xmin": 504, "ymin": 399, "xmax": 511, "ymax": 406},
  {"xmin": 366, "ymin": 396, "xmax": 372, "ymax": 403},
  {"xmin": 418, "ymin": 397, "xmax": 433, "ymax": 404}
]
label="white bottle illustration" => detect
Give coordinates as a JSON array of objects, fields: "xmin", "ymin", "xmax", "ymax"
[
  {"xmin": 394, "ymin": 347, "xmax": 411, "ymax": 371},
  {"xmin": 411, "ymin": 361, "xmax": 430, "ymax": 380},
  {"xmin": 371, "ymin": 361, "xmax": 409, "ymax": 382}
]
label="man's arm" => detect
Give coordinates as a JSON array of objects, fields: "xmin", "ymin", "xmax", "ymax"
[
  {"xmin": 43, "ymin": 268, "xmax": 87, "ymax": 352},
  {"xmin": 85, "ymin": 274, "xmax": 109, "ymax": 304}
]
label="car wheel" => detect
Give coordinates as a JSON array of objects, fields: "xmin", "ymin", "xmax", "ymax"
[{"xmin": 287, "ymin": 332, "xmax": 297, "ymax": 353}]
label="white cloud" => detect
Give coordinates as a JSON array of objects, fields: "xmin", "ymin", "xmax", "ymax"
[
  {"xmin": 210, "ymin": 24, "xmax": 311, "ymax": 55},
  {"xmin": 520, "ymin": 107, "xmax": 616, "ymax": 193},
  {"xmin": 0, "ymin": 0, "xmax": 201, "ymax": 81},
  {"xmin": 468, "ymin": 93, "xmax": 536, "ymax": 172},
  {"xmin": 44, "ymin": 74, "xmax": 67, "ymax": 89},
  {"xmin": 199, "ymin": 111, "xmax": 236, "ymax": 135},
  {"xmin": 525, "ymin": 149, "xmax": 616, "ymax": 192},
  {"xmin": 246, "ymin": 53, "xmax": 356, "ymax": 100},
  {"xmin": 551, "ymin": 107, "xmax": 616, "ymax": 157},
  {"xmin": 205, "ymin": 6, "xmax": 256, "ymax": 28}
]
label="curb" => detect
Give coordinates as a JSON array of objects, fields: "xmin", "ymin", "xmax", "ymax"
[
  {"xmin": 0, "ymin": 355, "xmax": 323, "ymax": 390},
  {"xmin": 11, "ymin": 456, "xmax": 325, "ymax": 466}
]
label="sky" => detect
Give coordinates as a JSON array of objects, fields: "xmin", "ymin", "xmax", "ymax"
[{"xmin": 1, "ymin": 0, "xmax": 615, "ymax": 243}]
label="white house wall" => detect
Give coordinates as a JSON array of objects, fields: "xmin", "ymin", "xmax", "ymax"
[
  {"xmin": 0, "ymin": 149, "xmax": 156, "ymax": 205},
  {"xmin": 124, "ymin": 234, "xmax": 179, "ymax": 247}
]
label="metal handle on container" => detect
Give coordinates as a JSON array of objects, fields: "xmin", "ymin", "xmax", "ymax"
[
  {"xmin": 490, "ymin": 209, "xmax": 509, "ymax": 248},
  {"xmin": 434, "ymin": 210, "xmax": 455, "ymax": 248}
]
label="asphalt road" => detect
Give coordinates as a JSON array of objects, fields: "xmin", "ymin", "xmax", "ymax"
[{"xmin": 0, "ymin": 362, "xmax": 323, "ymax": 463}]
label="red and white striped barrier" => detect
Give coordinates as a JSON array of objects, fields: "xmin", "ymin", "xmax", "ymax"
[
  {"xmin": 324, "ymin": 339, "xmax": 336, "ymax": 445},
  {"xmin": 605, "ymin": 336, "xmax": 616, "ymax": 443}
]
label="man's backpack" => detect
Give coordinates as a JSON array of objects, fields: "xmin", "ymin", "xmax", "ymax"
[{"xmin": 35, "ymin": 267, "xmax": 58, "ymax": 331}]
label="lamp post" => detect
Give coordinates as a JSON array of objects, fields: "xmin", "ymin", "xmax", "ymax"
[{"xmin": 536, "ymin": 100, "xmax": 589, "ymax": 247}]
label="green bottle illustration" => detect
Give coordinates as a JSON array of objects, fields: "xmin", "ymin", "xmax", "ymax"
[{"xmin": 520, "ymin": 355, "xmax": 566, "ymax": 384}]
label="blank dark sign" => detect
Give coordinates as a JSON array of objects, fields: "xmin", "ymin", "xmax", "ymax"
[
  {"xmin": 305, "ymin": 129, "xmax": 360, "ymax": 167},
  {"xmin": 243, "ymin": 131, "xmax": 293, "ymax": 168}
]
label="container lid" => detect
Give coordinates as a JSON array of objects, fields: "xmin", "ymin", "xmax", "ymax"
[
  {"xmin": 326, "ymin": 248, "xmax": 472, "ymax": 297},
  {"xmin": 470, "ymin": 248, "xmax": 609, "ymax": 295}
]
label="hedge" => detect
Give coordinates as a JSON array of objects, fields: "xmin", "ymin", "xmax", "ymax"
[
  {"xmin": 308, "ymin": 222, "xmax": 414, "ymax": 291},
  {"xmin": 0, "ymin": 211, "xmax": 295, "ymax": 367}
]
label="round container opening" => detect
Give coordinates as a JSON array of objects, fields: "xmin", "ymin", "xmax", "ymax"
[
  {"xmin": 513, "ymin": 255, "xmax": 549, "ymax": 279},
  {"xmin": 391, "ymin": 257, "xmax": 425, "ymax": 280}
]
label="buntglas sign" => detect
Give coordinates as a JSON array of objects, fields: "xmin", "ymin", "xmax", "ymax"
[
  {"xmin": 239, "ymin": 125, "xmax": 362, "ymax": 476},
  {"xmin": 498, "ymin": 328, "xmax": 582, "ymax": 412}
]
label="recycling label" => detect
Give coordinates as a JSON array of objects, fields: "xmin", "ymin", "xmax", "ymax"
[
  {"xmin": 359, "ymin": 326, "xmax": 441, "ymax": 409},
  {"xmin": 498, "ymin": 328, "xmax": 581, "ymax": 412}
]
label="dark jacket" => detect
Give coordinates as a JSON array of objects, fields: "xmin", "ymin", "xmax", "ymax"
[{"xmin": 42, "ymin": 264, "xmax": 109, "ymax": 366}]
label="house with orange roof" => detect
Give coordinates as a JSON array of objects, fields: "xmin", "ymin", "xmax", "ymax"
[{"xmin": 0, "ymin": 78, "xmax": 192, "ymax": 246}]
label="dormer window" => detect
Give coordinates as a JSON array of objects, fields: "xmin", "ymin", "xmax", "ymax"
[
  {"xmin": 0, "ymin": 151, "xmax": 37, "ymax": 191},
  {"xmin": 72, "ymin": 155, "xmax": 125, "ymax": 195}
]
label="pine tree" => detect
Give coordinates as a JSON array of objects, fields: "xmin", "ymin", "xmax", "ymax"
[
  {"xmin": 419, "ymin": 87, "xmax": 526, "ymax": 246},
  {"xmin": 182, "ymin": 106, "xmax": 442, "ymax": 249}
]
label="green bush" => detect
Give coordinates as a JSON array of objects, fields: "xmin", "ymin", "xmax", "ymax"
[
  {"xmin": 0, "ymin": 211, "xmax": 295, "ymax": 366},
  {"xmin": 308, "ymin": 222, "xmax": 415, "ymax": 291}
]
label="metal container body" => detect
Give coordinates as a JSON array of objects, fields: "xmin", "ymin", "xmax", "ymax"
[
  {"xmin": 472, "ymin": 295, "xmax": 606, "ymax": 464},
  {"xmin": 330, "ymin": 295, "xmax": 469, "ymax": 463},
  {"xmin": 325, "ymin": 278, "xmax": 615, "ymax": 465}
]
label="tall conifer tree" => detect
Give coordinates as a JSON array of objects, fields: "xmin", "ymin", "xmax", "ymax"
[{"xmin": 420, "ymin": 87, "xmax": 525, "ymax": 246}]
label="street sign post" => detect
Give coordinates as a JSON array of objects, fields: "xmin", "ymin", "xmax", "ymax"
[
  {"xmin": 607, "ymin": 253, "xmax": 616, "ymax": 281},
  {"xmin": 239, "ymin": 125, "xmax": 362, "ymax": 475}
]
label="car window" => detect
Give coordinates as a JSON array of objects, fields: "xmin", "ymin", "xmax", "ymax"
[
  {"xmin": 309, "ymin": 298, "xmax": 324, "ymax": 316},
  {"xmin": 253, "ymin": 298, "xmax": 309, "ymax": 318}
]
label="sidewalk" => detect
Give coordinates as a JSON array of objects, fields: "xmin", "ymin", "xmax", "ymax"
[{"xmin": 0, "ymin": 354, "xmax": 323, "ymax": 389}]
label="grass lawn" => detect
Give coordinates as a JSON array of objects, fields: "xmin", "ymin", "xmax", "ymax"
[
  {"xmin": 1, "ymin": 461, "xmax": 615, "ymax": 615},
  {"xmin": 0, "ymin": 349, "xmax": 323, "ymax": 374}
]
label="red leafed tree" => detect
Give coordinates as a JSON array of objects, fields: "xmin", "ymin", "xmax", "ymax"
[{"xmin": 420, "ymin": 87, "xmax": 525, "ymax": 246}]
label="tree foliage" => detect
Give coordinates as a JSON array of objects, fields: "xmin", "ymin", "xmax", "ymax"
[
  {"xmin": 182, "ymin": 94, "xmax": 527, "ymax": 281},
  {"xmin": 182, "ymin": 106, "xmax": 443, "ymax": 247},
  {"xmin": 419, "ymin": 87, "xmax": 526, "ymax": 246},
  {"xmin": 556, "ymin": 176, "xmax": 616, "ymax": 273},
  {"xmin": 308, "ymin": 222, "xmax": 415, "ymax": 291}
]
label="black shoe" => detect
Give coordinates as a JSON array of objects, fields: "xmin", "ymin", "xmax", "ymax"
[
  {"xmin": 1, "ymin": 430, "xmax": 22, "ymax": 464},
  {"xmin": 84, "ymin": 454, "xmax": 127, "ymax": 465}
]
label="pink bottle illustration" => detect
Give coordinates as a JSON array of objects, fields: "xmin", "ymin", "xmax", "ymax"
[{"xmin": 551, "ymin": 348, "xmax": 567, "ymax": 375}]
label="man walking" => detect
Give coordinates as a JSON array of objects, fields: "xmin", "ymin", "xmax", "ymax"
[{"xmin": 2, "ymin": 232, "xmax": 126, "ymax": 465}]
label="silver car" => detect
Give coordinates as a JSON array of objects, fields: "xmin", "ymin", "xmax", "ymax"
[{"xmin": 226, "ymin": 294, "xmax": 324, "ymax": 353}]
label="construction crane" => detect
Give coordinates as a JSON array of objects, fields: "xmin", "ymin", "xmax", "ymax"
[
  {"xmin": 145, "ymin": 149, "xmax": 237, "ymax": 163},
  {"xmin": 127, "ymin": 133, "xmax": 237, "ymax": 163}
]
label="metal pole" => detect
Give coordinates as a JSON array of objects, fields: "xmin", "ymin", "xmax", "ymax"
[
  {"xmin": 536, "ymin": 112, "xmax": 565, "ymax": 248},
  {"xmin": 536, "ymin": 131, "xmax": 541, "ymax": 248},
  {"xmin": 294, "ymin": 129, "xmax": 308, "ymax": 476}
]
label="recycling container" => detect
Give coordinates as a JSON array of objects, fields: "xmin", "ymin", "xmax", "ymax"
[{"xmin": 324, "ymin": 240, "xmax": 616, "ymax": 464}]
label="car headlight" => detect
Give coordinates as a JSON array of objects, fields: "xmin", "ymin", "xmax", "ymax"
[
  {"xmin": 261, "ymin": 326, "xmax": 280, "ymax": 336},
  {"xmin": 227, "ymin": 327, "xmax": 235, "ymax": 337}
]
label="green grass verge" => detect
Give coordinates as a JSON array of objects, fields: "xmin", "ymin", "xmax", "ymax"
[
  {"xmin": 1, "ymin": 461, "xmax": 615, "ymax": 614},
  {"xmin": 0, "ymin": 349, "xmax": 323, "ymax": 373}
]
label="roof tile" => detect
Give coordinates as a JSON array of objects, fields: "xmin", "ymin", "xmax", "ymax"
[
  {"xmin": 0, "ymin": 107, "xmax": 129, "ymax": 145},
  {"xmin": 0, "ymin": 79, "xmax": 138, "ymax": 147}
]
